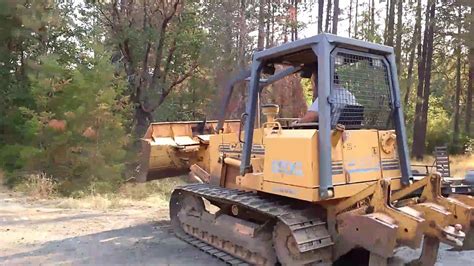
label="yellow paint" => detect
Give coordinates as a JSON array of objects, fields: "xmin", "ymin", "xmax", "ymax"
[
  {"xmin": 261, "ymin": 178, "xmax": 403, "ymax": 202},
  {"xmin": 263, "ymin": 129, "xmax": 319, "ymax": 187},
  {"xmin": 341, "ymin": 130, "xmax": 381, "ymax": 183}
]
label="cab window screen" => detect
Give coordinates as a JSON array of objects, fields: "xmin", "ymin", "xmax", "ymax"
[{"xmin": 331, "ymin": 52, "xmax": 393, "ymax": 129}]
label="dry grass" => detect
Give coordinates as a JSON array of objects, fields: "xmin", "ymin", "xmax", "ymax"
[
  {"xmin": 14, "ymin": 173, "xmax": 57, "ymax": 198},
  {"xmin": 411, "ymin": 154, "xmax": 474, "ymax": 177},
  {"xmin": 0, "ymin": 173, "xmax": 190, "ymax": 210},
  {"xmin": 55, "ymin": 177, "xmax": 188, "ymax": 210},
  {"xmin": 118, "ymin": 178, "xmax": 186, "ymax": 200},
  {"xmin": 3, "ymin": 171, "xmax": 190, "ymax": 210},
  {"xmin": 55, "ymin": 194, "xmax": 155, "ymax": 210}
]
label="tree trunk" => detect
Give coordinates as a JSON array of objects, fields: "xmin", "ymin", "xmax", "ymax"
[
  {"xmin": 412, "ymin": 0, "xmax": 434, "ymax": 159},
  {"xmin": 238, "ymin": 0, "xmax": 247, "ymax": 115},
  {"xmin": 385, "ymin": 0, "xmax": 396, "ymax": 46},
  {"xmin": 453, "ymin": 5, "xmax": 462, "ymax": 144},
  {"xmin": 271, "ymin": 1, "xmax": 275, "ymax": 46},
  {"xmin": 294, "ymin": 0, "xmax": 298, "ymax": 40},
  {"xmin": 465, "ymin": 8, "xmax": 474, "ymax": 136},
  {"xmin": 354, "ymin": 0, "xmax": 358, "ymax": 38},
  {"xmin": 332, "ymin": 0, "xmax": 339, "ymax": 34},
  {"xmin": 395, "ymin": 0, "xmax": 403, "ymax": 75},
  {"xmin": 419, "ymin": 1, "xmax": 436, "ymax": 153},
  {"xmin": 466, "ymin": 54, "xmax": 473, "ymax": 136},
  {"xmin": 404, "ymin": 0, "xmax": 422, "ymax": 105},
  {"xmin": 257, "ymin": 0, "xmax": 265, "ymax": 50},
  {"xmin": 290, "ymin": 0, "xmax": 295, "ymax": 41},
  {"xmin": 325, "ymin": 0, "xmax": 332, "ymax": 33},
  {"xmin": 370, "ymin": 0, "xmax": 375, "ymax": 36},
  {"xmin": 265, "ymin": 0, "xmax": 270, "ymax": 48},
  {"xmin": 384, "ymin": 0, "xmax": 390, "ymax": 41},
  {"xmin": 134, "ymin": 106, "xmax": 153, "ymax": 137},
  {"xmin": 348, "ymin": 0, "xmax": 353, "ymax": 37},
  {"xmin": 238, "ymin": 0, "xmax": 247, "ymax": 68},
  {"xmin": 318, "ymin": 0, "xmax": 324, "ymax": 34}
]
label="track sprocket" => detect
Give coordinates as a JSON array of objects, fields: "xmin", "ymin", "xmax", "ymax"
[{"xmin": 273, "ymin": 222, "xmax": 332, "ymax": 266}]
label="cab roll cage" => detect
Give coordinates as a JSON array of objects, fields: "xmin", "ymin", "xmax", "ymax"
[{"xmin": 216, "ymin": 33, "xmax": 411, "ymax": 199}]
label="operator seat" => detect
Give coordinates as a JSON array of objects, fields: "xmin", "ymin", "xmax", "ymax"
[{"xmin": 336, "ymin": 105, "xmax": 364, "ymax": 129}]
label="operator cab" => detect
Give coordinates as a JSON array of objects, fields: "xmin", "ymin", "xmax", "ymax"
[
  {"xmin": 237, "ymin": 33, "xmax": 411, "ymax": 199},
  {"xmin": 259, "ymin": 54, "xmax": 390, "ymax": 131}
]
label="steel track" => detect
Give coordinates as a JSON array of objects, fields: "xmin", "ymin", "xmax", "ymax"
[
  {"xmin": 175, "ymin": 230, "xmax": 250, "ymax": 265},
  {"xmin": 171, "ymin": 183, "xmax": 334, "ymax": 265}
]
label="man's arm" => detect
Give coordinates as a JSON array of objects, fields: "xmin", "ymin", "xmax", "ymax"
[
  {"xmin": 297, "ymin": 99, "xmax": 319, "ymax": 123},
  {"xmin": 299, "ymin": 111, "xmax": 318, "ymax": 123}
]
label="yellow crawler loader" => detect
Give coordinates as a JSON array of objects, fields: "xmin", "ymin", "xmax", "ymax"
[{"xmin": 138, "ymin": 33, "xmax": 474, "ymax": 265}]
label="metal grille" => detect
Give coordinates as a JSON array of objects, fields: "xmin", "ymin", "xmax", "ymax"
[{"xmin": 331, "ymin": 52, "xmax": 393, "ymax": 129}]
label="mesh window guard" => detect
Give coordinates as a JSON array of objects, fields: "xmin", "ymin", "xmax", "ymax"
[{"xmin": 331, "ymin": 52, "xmax": 393, "ymax": 129}]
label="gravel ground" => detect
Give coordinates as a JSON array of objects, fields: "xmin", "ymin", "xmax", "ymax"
[{"xmin": 1, "ymin": 190, "xmax": 473, "ymax": 265}]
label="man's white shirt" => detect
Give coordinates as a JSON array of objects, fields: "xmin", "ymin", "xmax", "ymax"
[{"xmin": 308, "ymin": 86, "xmax": 357, "ymax": 123}]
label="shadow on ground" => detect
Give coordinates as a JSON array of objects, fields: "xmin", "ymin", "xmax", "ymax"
[
  {"xmin": 2, "ymin": 217, "xmax": 474, "ymax": 266},
  {"xmin": 0, "ymin": 220, "xmax": 223, "ymax": 265},
  {"xmin": 1, "ymin": 213, "xmax": 114, "ymax": 227}
]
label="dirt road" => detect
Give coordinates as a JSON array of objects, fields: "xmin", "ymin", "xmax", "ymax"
[
  {"xmin": 1, "ymin": 190, "xmax": 474, "ymax": 265},
  {"xmin": 0, "ymin": 191, "xmax": 221, "ymax": 265}
]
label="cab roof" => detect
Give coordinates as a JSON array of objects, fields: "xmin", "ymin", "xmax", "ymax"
[{"xmin": 254, "ymin": 33, "xmax": 394, "ymax": 65}]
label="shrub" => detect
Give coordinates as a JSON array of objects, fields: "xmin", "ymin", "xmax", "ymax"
[{"xmin": 22, "ymin": 49, "xmax": 132, "ymax": 195}]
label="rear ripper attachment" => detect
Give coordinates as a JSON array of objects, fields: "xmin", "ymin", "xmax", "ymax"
[
  {"xmin": 391, "ymin": 173, "xmax": 474, "ymax": 253},
  {"xmin": 328, "ymin": 179, "xmax": 425, "ymax": 263},
  {"xmin": 329, "ymin": 174, "xmax": 473, "ymax": 265}
]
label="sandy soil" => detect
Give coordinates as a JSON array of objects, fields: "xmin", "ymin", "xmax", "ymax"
[{"xmin": 1, "ymin": 190, "xmax": 474, "ymax": 266}]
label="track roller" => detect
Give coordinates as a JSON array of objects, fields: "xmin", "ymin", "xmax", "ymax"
[{"xmin": 170, "ymin": 190, "xmax": 276, "ymax": 265}]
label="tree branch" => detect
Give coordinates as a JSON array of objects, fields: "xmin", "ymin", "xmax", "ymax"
[
  {"xmin": 162, "ymin": 35, "xmax": 178, "ymax": 84},
  {"xmin": 168, "ymin": 63, "xmax": 198, "ymax": 91},
  {"xmin": 150, "ymin": 0, "xmax": 181, "ymax": 89},
  {"xmin": 141, "ymin": 62, "xmax": 198, "ymax": 113}
]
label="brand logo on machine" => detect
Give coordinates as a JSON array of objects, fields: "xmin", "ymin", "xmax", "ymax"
[{"xmin": 271, "ymin": 160, "xmax": 303, "ymax": 176}]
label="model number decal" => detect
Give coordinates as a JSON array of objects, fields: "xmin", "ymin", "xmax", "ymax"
[{"xmin": 272, "ymin": 160, "xmax": 303, "ymax": 176}]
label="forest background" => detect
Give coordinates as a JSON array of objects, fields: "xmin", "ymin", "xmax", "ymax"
[{"xmin": 0, "ymin": 0, "xmax": 472, "ymax": 196}]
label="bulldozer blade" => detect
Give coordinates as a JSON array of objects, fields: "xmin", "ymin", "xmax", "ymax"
[{"xmin": 137, "ymin": 120, "xmax": 240, "ymax": 182}]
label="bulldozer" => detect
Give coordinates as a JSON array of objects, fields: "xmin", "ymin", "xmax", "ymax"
[{"xmin": 138, "ymin": 33, "xmax": 474, "ymax": 265}]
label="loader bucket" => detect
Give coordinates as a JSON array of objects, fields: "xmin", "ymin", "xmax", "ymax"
[{"xmin": 137, "ymin": 120, "xmax": 240, "ymax": 182}]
